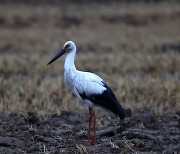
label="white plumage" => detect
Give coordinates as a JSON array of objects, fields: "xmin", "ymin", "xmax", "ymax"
[{"xmin": 72, "ymin": 71, "xmax": 106, "ymax": 107}]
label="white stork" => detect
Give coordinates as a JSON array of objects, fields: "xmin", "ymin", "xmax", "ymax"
[{"xmin": 47, "ymin": 41, "xmax": 125, "ymax": 146}]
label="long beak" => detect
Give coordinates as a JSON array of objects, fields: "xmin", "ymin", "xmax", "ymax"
[{"xmin": 47, "ymin": 49, "xmax": 65, "ymax": 65}]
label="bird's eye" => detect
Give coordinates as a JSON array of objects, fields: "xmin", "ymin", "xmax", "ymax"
[
  {"xmin": 64, "ymin": 44, "xmax": 70, "ymax": 49},
  {"xmin": 64, "ymin": 44, "xmax": 71, "ymax": 52}
]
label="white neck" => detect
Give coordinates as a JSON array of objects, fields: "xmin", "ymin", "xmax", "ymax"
[{"xmin": 64, "ymin": 48, "xmax": 76, "ymax": 71}]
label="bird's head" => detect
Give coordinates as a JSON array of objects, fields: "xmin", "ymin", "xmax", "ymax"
[
  {"xmin": 47, "ymin": 41, "xmax": 76, "ymax": 65},
  {"xmin": 63, "ymin": 41, "xmax": 76, "ymax": 52}
]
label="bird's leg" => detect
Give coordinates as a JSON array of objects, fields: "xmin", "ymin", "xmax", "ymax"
[
  {"xmin": 88, "ymin": 108, "xmax": 92, "ymax": 146},
  {"xmin": 90, "ymin": 109, "xmax": 96, "ymax": 145},
  {"xmin": 92, "ymin": 112, "xmax": 96, "ymax": 145}
]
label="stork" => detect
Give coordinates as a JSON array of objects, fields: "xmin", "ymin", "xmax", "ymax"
[{"xmin": 47, "ymin": 41, "xmax": 125, "ymax": 146}]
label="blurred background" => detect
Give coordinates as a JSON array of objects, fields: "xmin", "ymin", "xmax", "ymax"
[{"xmin": 0, "ymin": 0, "xmax": 179, "ymax": 115}]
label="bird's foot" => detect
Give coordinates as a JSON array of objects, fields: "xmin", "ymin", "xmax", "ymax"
[
  {"xmin": 93, "ymin": 140, "xmax": 96, "ymax": 145},
  {"xmin": 87, "ymin": 140, "xmax": 91, "ymax": 146}
]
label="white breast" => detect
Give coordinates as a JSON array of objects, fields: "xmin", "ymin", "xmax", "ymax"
[{"xmin": 64, "ymin": 68, "xmax": 77, "ymax": 90}]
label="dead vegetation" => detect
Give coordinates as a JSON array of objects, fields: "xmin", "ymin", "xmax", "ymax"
[{"xmin": 0, "ymin": 2, "xmax": 179, "ymax": 115}]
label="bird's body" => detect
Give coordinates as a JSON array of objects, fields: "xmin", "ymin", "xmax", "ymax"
[
  {"xmin": 48, "ymin": 41, "xmax": 125, "ymax": 145},
  {"xmin": 65, "ymin": 69, "xmax": 125, "ymax": 119},
  {"xmin": 65, "ymin": 70, "xmax": 104, "ymax": 108}
]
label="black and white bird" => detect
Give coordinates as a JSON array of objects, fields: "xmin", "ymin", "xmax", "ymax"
[{"xmin": 47, "ymin": 41, "xmax": 125, "ymax": 146}]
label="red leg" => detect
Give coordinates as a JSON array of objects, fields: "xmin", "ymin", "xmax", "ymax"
[
  {"xmin": 87, "ymin": 110, "xmax": 92, "ymax": 146},
  {"xmin": 92, "ymin": 115, "xmax": 96, "ymax": 145}
]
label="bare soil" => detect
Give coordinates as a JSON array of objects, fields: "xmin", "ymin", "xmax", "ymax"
[{"xmin": 0, "ymin": 110, "xmax": 179, "ymax": 153}]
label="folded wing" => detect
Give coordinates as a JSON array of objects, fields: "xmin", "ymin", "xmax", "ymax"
[{"xmin": 74, "ymin": 72, "xmax": 125, "ymax": 120}]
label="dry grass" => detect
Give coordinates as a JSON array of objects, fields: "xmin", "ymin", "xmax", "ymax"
[{"xmin": 0, "ymin": 2, "xmax": 180, "ymax": 115}]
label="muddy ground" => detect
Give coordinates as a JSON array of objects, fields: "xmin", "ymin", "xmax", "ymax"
[{"xmin": 0, "ymin": 110, "xmax": 179, "ymax": 153}]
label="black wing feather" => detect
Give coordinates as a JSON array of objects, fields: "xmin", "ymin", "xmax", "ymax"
[{"xmin": 78, "ymin": 82, "xmax": 125, "ymax": 120}]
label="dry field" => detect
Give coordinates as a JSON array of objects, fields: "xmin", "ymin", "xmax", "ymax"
[
  {"xmin": 0, "ymin": 1, "xmax": 180, "ymax": 153},
  {"xmin": 0, "ymin": 1, "xmax": 180, "ymax": 115}
]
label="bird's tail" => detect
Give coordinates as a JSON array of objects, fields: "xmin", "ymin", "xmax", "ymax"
[{"xmin": 115, "ymin": 100, "xmax": 125, "ymax": 120}]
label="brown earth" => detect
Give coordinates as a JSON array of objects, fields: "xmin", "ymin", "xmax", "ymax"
[{"xmin": 0, "ymin": 1, "xmax": 180, "ymax": 153}]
